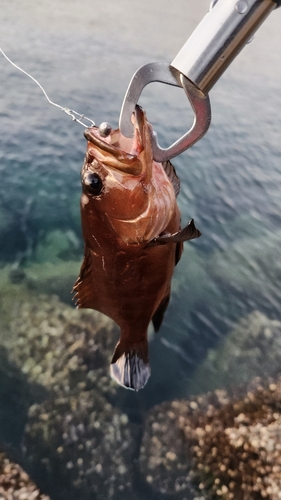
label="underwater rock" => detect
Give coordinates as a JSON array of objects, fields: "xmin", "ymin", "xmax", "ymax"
[
  {"xmin": 8, "ymin": 268, "xmax": 27, "ymax": 285},
  {"xmin": 0, "ymin": 205, "xmax": 28, "ymax": 263},
  {"xmin": 188, "ymin": 310, "xmax": 281, "ymax": 394},
  {"xmin": 0, "ymin": 346, "xmax": 35, "ymax": 447},
  {"xmin": 0, "ymin": 269, "xmax": 121, "ymax": 402},
  {"xmin": 0, "ymin": 451, "xmax": 51, "ymax": 500},
  {"xmin": 4, "ymin": 291, "xmax": 120, "ymax": 402},
  {"xmin": 33, "ymin": 229, "xmax": 82, "ymax": 264},
  {"xmin": 140, "ymin": 376, "xmax": 281, "ymax": 499},
  {"xmin": 0, "ymin": 270, "xmax": 138, "ymax": 499},
  {"xmin": 208, "ymin": 229, "xmax": 281, "ymax": 297},
  {"xmin": 1, "ymin": 259, "xmax": 82, "ymax": 308},
  {"xmin": 0, "ymin": 278, "xmax": 138, "ymax": 498},
  {"xmin": 139, "ymin": 392, "xmax": 222, "ymax": 498},
  {"xmin": 23, "ymin": 261, "xmax": 81, "ymax": 305},
  {"xmin": 23, "ymin": 390, "xmax": 137, "ymax": 500}
]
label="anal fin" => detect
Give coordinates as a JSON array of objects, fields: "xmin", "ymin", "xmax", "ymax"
[{"xmin": 110, "ymin": 340, "xmax": 150, "ymax": 391}]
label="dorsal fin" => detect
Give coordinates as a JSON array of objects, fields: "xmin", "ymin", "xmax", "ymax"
[{"xmin": 162, "ymin": 160, "xmax": 180, "ymax": 197}]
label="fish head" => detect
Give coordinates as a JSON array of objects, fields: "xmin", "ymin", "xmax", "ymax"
[{"xmin": 81, "ymin": 106, "xmax": 177, "ymax": 244}]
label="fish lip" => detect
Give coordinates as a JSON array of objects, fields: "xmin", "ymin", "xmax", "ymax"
[
  {"xmin": 84, "ymin": 129, "xmax": 134, "ymax": 158},
  {"xmin": 131, "ymin": 105, "xmax": 145, "ymax": 154},
  {"xmin": 133, "ymin": 105, "xmax": 144, "ymax": 130},
  {"xmin": 84, "ymin": 105, "xmax": 145, "ymax": 158}
]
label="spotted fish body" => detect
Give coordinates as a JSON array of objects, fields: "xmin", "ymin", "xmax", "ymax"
[{"xmin": 73, "ymin": 106, "xmax": 201, "ymax": 390}]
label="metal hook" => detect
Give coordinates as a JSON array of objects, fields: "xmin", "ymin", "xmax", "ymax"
[
  {"xmin": 119, "ymin": 62, "xmax": 211, "ymax": 162},
  {"xmin": 151, "ymin": 74, "xmax": 211, "ymax": 162}
]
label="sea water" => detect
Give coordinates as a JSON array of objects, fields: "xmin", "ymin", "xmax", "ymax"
[{"xmin": 0, "ymin": 0, "xmax": 281, "ymax": 497}]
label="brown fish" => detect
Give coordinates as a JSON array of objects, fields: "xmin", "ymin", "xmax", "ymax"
[{"xmin": 73, "ymin": 105, "xmax": 201, "ymax": 391}]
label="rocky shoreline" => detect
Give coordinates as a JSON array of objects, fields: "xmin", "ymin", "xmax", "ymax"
[{"xmin": 0, "ymin": 274, "xmax": 281, "ymax": 499}]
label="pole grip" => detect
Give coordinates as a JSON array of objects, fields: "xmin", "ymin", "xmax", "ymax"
[{"xmin": 171, "ymin": 0, "xmax": 276, "ymax": 94}]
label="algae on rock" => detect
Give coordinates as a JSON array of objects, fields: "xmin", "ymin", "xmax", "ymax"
[
  {"xmin": 139, "ymin": 376, "xmax": 281, "ymax": 500},
  {"xmin": 0, "ymin": 279, "xmax": 137, "ymax": 500},
  {"xmin": 24, "ymin": 391, "xmax": 137, "ymax": 500},
  {"xmin": 0, "ymin": 451, "xmax": 51, "ymax": 500}
]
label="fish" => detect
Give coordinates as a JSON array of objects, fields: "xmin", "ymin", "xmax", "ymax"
[{"xmin": 72, "ymin": 105, "xmax": 201, "ymax": 391}]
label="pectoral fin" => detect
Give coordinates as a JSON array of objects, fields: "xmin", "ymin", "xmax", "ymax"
[{"xmin": 148, "ymin": 219, "xmax": 201, "ymax": 247}]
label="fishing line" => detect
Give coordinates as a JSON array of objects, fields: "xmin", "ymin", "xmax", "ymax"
[{"xmin": 0, "ymin": 47, "xmax": 95, "ymax": 128}]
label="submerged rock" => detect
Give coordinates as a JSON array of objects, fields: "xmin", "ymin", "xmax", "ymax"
[
  {"xmin": 23, "ymin": 390, "xmax": 137, "ymax": 500},
  {"xmin": 208, "ymin": 230, "xmax": 281, "ymax": 300},
  {"xmin": 23, "ymin": 260, "xmax": 81, "ymax": 305},
  {"xmin": 0, "ymin": 346, "xmax": 34, "ymax": 447},
  {"xmin": 1, "ymin": 259, "xmax": 82, "ymax": 307},
  {"xmin": 33, "ymin": 229, "xmax": 81, "ymax": 264},
  {"xmin": 0, "ymin": 451, "xmax": 50, "ymax": 500},
  {"xmin": 3, "ymin": 290, "xmax": 119, "ymax": 402},
  {"xmin": 189, "ymin": 310, "xmax": 281, "ymax": 394},
  {"xmin": 139, "ymin": 392, "xmax": 222, "ymax": 498},
  {"xmin": 0, "ymin": 279, "xmax": 137, "ymax": 499},
  {"xmin": 139, "ymin": 376, "xmax": 281, "ymax": 499}
]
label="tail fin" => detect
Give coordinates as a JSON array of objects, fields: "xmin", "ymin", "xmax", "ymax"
[{"xmin": 110, "ymin": 340, "xmax": 150, "ymax": 391}]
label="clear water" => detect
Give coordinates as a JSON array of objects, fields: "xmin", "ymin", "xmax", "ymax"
[{"xmin": 0, "ymin": 0, "xmax": 281, "ymax": 497}]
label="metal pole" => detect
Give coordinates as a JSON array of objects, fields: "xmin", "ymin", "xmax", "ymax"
[{"xmin": 171, "ymin": 0, "xmax": 277, "ymax": 94}]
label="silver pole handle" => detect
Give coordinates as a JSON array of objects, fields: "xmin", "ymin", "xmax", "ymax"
[{"xmin": 171, "ymin": 0, "xmax": 276, "ymax": 95}]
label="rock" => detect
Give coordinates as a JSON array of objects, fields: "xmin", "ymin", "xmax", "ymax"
[
  {"xmin": 0, "ymin": 269, "xmax": 29, "ymax": 342},
  {"xmin": 0, "ymin": 268, "xmax": 122, "ymax": 404},
  {"xmin": 24, "ymin": 261, "xmax": 81, "ymax": 305},
  {"xmin": 0, "ymin": 206, "xmax": 25, "ymax": 263},
  {"xmin": 0, "ymin": 451, "xmax": 50, "ymax": 500},
  {"xmin": 0, "ymin": 346, "xmax": 34, "ymax": 447},
  {"xmin": 189, "ymin": 310, "xmax": 281, "ymax": 394},
  {"xmin": 139, "ymin": 392, "xmax": 225, "ymax": 498},
  {"xmin": 33, "ymin": 230, "xmax": 82, "ymax": 264},
  {"xmin": 8, "ymin": 268, "xmax": 27, "ymax": 285},
  {"xmin": 23, "ymin": 390, "xmax": 137, "ymax": 500},
  {"xmin": 3, "ymin": 291, "xmax": 120, "ymax": 403},
  {"xmin": 1, "ymin": 258, "xmax": 82, "ymax": 309},
  {"xmin": 0, "ymin": 279, "xmax": 138, "ymax": 499},
  {"xmin": 208, "ymin": 230, "xmax": 281, "ymax": 297},
  {"xmin": 139, "ymin": 376, "xmax": 281, "ymax": 499}
]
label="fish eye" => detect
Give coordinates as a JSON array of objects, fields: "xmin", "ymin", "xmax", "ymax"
[{"xmin": 84, "ymin": 173, "xmax": 103, "ymax": 195}]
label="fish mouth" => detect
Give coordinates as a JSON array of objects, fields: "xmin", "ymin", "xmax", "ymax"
[{"xmin": 84, "ymin": 105, "xmax": 147, "ymax": 160}]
